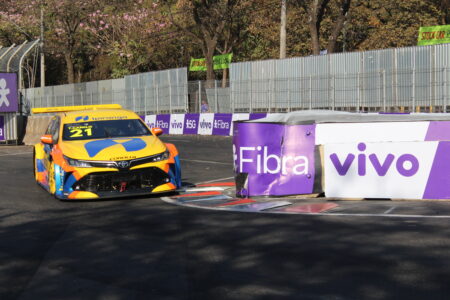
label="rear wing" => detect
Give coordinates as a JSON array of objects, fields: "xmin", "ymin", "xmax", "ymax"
[{"xmin": 32, "ymin": 104, "xmax": 122, "ymax": 114}]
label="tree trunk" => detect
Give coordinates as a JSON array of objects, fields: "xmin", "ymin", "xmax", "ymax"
[
  {"xmin": 222, "ymin": 68, "xmax": 228, "ymax": 88},
  {"xmin": 326, "ymin": 0, "xmax": 351, "ymax": 54},
  {"xmin": 308, "ymin": 0, "xmax": 321, "ymax": 55},
  {"xmin": 64, "ymin": 53, "xmax": 75, "ymax": 84}
]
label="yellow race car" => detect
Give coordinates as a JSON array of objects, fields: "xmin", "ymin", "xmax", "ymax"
[{"xmin": 33, "ymin": 104, "xmax": 181, "ymax": 200}]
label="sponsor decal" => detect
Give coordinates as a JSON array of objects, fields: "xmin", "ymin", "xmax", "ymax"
[
  {"xmin": 169, "ymin": 114, "xmax": 185, "ymax": 135},
  {"xmin": 233, "ymin": 123, "xmax": 316, "ymax": 196},
  {"xmin": 198, "ymin": 113, "xmax": 214, "ymax": 135},
  {"xmin": 183, "ymin": 114, "xmax": 199, "ymax": 135},
  {"xmin": 75, "ymin": 116, "xmax": 89, "ymax": 121},
  {"xmin": 156, "ymin": 114, "xmax": 170, "ymax": 134},
  {"xmin": 84, "ymin": 138, "xmax": 147, "ymax": 157},
  {"xmin": 212, "ymin": 114, "xmax": 232, "ymax": 136},
  {"xmin": 91, "ymin": 116, "xmax": 127, "ymax": 121},
  {"xmin": 324, "ymin": 141, "xmax": 438, "ymax": 199}
]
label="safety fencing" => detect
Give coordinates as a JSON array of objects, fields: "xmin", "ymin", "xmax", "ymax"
[{"xmin": 19, "ymin": 43, "xmax": 450, "ymax": 115}]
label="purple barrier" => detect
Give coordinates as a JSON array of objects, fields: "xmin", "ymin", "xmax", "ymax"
[
  {"xmin": 233, "ymin": 122, "xmax": 316, "ymax": 197},
  {"xmin": 0, "ymin": 115, "xmax": 4, "ymax": 141}
]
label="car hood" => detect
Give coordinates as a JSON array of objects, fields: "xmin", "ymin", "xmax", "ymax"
[{"xmin": 59, "ymin": 135, "xmax": 167, "ymax": 161}]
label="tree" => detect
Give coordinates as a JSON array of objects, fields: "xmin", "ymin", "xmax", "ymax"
[
  {"xmin": 307, "ymin": 0, "xmax": 351, "ymax": 55},
  {"xmin": 165, "ymin": 0, "xmax": 240, "ymax": 82}
]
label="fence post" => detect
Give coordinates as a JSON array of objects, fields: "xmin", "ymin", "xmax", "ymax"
[
  {"xmin": 100, "ymin": 91, "xmax": 103, "ymax": 104},
  {"xmin": 230, "ymin": 81, "xmax": 234, "ymax": 113},
  {"xmin": 72, "ymin": 93, "xmax": 74, "ymax": 106},
  {"xmin": 332, "ymin": 75, "xmax": 336, "ymax": 110},
  {"xmin": 198, "ymin": 81, "xmax": 202, "ymax": 113},
  {"xmin": 412, "ymin": 68, "xmax": 416, "ymax": 112},
  {"xmin": 214, "ymin": 80, "xmax": 218, "ymax": 113},
  {"xmin": 445, "ymin": 67, "xmax": 449, "ymax": 112},
  {"xmin": 169, "ymin": 84, "xmax": 172, "ymax": 113},
  {"xmin": 357, "ymin": 73, "xmax": 361, "ymax": 112},
  {"xmin": 63, "ymin": 93, "xmax": 66, "ymax": 106},
  {"xmin": 81, "ymin": 91, "xmax": 84, "ymax": 105},
  {"xmin": 287, "ymin": 78, "xmax": 291, "ymax": 112},
  {"xmin": 309, "ymin": 75, "xmax": 312, "ymax": 110},
  {"xmin": 144, "ymin": 87, "xmax": 147, "ymax": 116},
  {"xmin": 156, "ymin": 85, "xmax": 160, "ymax": 114},
  {"xmin": 382, "ymin": 70, "xmax": 386, "ymax": 111},
  {"xmin": 90, "ymin": 91, "xmax": 93, "ymax": 105}
]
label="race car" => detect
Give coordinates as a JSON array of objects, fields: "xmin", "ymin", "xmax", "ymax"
[{"xmin": 33, "ymin": 104, "xmax": 181, "ymax": 200}]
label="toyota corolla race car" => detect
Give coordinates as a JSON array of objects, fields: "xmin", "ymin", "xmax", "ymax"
[{"xmin": 33, "ymin": 104, "xmax": 181, "ymax": 200}]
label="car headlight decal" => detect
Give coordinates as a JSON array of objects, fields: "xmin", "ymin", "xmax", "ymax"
[{"xmin": 64, "ymin": 155, "xmax": 94, "ymax": 168}]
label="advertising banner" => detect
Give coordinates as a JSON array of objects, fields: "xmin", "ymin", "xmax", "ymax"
[
  {"xmin": 323, "ymin": 141, "xmax": 445, "ymax": 199},
  {"xmin": 144, "ymin": 115, "xmax": 156, "ymax": 128},
  {"xmin": 169, "ymin": 114, "xmax": 185, "ymax": 135},
  {"xmin": 189, "ymin": 53, "xmax": 233, "ymax": 71},
  {"xmin": 0, "ymin": 73, "xmax": 18, "ymax": 113},
  {"xmin": 198, "ymin": 113, "xmax": 214, "ymax": 135},
  {"xmin": 418, "ymin": 25, "xmax": 450, "ymax": 46},
  {"xmin": 212, "ymin": 113, "xmax": 232, "ymax": 136},
  {"xmin": 155, "ymin": 114, "xmax": 170, "ymax": 134},
  {"xmin": 233, "ymin": 122, "xmax": 316, "ymax": 197},
  {"xmin": 0, "ymin": 115, "xmax": 4, "ymax": 141},
  {"xmin": 183, "ymin": 114, "xmax": 200, "ymax": 135}
]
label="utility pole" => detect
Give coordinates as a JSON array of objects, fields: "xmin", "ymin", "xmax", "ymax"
[
  {"xmin": 279, "ymin": 0, "xmax": 287, "ymax": 59},
  {"xmin": 40, "ymin": 1, "xmax": 45, "ymax": 87}
]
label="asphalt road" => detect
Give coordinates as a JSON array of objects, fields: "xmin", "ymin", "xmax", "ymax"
[{"xmin": 1, "ymin": 136, "xmax": 450, "ymax": 300}]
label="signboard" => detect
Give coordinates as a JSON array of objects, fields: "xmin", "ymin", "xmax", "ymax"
[
  {"xmin": 189, "ymin": 53, "xmax": 233, "ymax": 71},
  {"xmin": 418, "ymin": 25, "xmax": 450, "ymax": 46},
  {"xmin": 0, "ymin": 115, "xmax": 4, "ymax": 141},
  {"xmin": 233, "ymin": 123, "xmax": 316, "ymax": 197},
  {"xmin": 0, "ymin": 73, "xmax": 18, "ymax": 113},
  {"xmin": 169, "ymin": 114, "xmax": 185, "ymax": 135},
  {"xmin": 323, "ymin": 141, "xmax": 444, "ymax": 199}
]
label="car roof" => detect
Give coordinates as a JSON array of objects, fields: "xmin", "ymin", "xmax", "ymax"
[{"xmin": 59, "ymin": 109, "xmax": 141, "ymax": 124}]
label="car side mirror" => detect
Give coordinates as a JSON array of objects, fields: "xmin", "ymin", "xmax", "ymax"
[
  {"xmin": 151, "ymin": 127, "xmax": 163, "ymax": 136},
  {"xmin": 40, "ymin": 134, "xmax": 54, "ymax": 144}
]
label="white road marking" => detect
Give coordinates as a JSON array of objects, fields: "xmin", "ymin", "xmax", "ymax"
[
  {"xmin": 0, "ymin": 151, "xmax": 32, "ymax": 157},
  {"xmin": 183, "ymin": 187, "xmax": 225, "ymax": 192},
  {"xmin": 195, "ymin": 176, "xmax": 235, "ymax": 185},
  {"xmin": 180, "ymin": 158, "xmax": 231, "ymax": 165},
  {"xmin": 384, "ymin": 206, "xmax": 396, "ymax": 214}
]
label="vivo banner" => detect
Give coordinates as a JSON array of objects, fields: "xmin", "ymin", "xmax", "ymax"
[
  {"xmin": 324, "ymin": 141, "xmax": 450, "ymax": 199},
  {"xmin": 0, "ymin": 115, "xmax": 4, "ymax": 141},
  {"xmin": 0, "ymin": 73, "xmax": 18, "ymax": 113},
  {"xmin": 144, "ymin": 113, "xmax": 267, "ymax": 136},
  {"xmin": 233, "ymin": 122, "xmax": 316, "ymax": 197}
]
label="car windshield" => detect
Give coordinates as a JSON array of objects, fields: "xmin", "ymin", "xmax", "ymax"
[{"xmin": 62, "ymin": 119, "xmax": 151, "ymax": 141}]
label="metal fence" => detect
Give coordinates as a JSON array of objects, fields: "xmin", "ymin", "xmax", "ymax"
[{"xmin": 21, "ymin": 43, "xmax": 450, "ymax": 114}]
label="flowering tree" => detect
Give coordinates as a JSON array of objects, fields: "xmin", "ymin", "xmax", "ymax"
[{"xmin": 83, "ymin": 0, "xmax": 169, "ymax": 78}]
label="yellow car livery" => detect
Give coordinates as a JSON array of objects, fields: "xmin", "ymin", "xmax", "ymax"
[{"xmin": 33, "ymin": 104, "xmax": 181, "ymax": 200}]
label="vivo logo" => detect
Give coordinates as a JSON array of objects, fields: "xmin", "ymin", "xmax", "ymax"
[
  {"xmin": 330, "ymin": 143, "xmax": 419, "ymax": 177},
  {"xmin": 171, "ymin": 121, "xmax": 183, "ymax": 129},
  {"xmin": 240, "ymin": 146, "xmax": 308, "ymax": 175},
  {"xmin": 214, "ymin": 119, "xmax": 230, "ymax": 129},
  {"xmin": 156, "ymin": 120, "xmax": 169, "ymax": 129},
  {"xmin": 200, "ymin": 120, "xmax": 212, "ymax": 129},
  {"xmin": 186, "ymin": 119, "xmax": 196, "ymax": 129}
]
